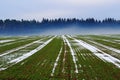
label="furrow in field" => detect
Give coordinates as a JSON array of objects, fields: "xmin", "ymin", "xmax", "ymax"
[
  {"xmin": 0, "ymin": 39, "xmax": 43, "ymax": 57},
  {"xmin": 51, "ymin": 47, "xmax": 62, "ymax": 76},
  {"xmin": 0, "ymin": 38, "xmax": 30, "ymax": 47},
  {"xmin": 0, "ymin": 35, "xmax": 120, "ymax": 79},
  {"xmin": 0, "ymin": 40, "xmax": 15, "ymax": 43},
  {"xmin": 0, "ymin": 37, "xmax": 55, "ymax": 71},
  {"xmin": 67, "ymin": 36, "xmax": 120, "ymax": 79},
  {"xmin": 0, "ymin": 38, "xmax": 42, "ymax": 54},
  {"xmin": 88, "ymin": 40, "xmax": 120, "ymax": 54},
  {"xmin": 68, "ymin": 36, "xmax": 120, "ymax": 68},
  {"xmin": 0, "ymin": 37, "xmax": 63, "ymax": 79},
  {"xmin": 9, "ymin": 37, "xmax": 55, "ymax": 64},
  {"xmin": 63, "ymin": 35, "xmax": 78, "ymax": 73},
  {"xmin": 101, "ymin": 39, "xmax": 119, "ymax": 44},
  {"xmin": 62, "ymin": 37, "xmax": 65, "ymax": 73}
]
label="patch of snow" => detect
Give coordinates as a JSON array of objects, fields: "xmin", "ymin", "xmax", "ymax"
[
  {"xmin": 0, "ymin": 39, "xmax": 42, "ymax": 57},
  {"xmin": 0, "ymin": 40, "xmax": 14, "ymax": 43},
  {"xmin": 89, "ymin": 40, "xmax": 120, "ymax": 54},
  {"xmin": 63, "ymin": 35, "xmax": 78, "ymax": 73},
  {"xmin": 68, "ymin": 36, "xmax": 120, "ymax": 68},
  {"xmin": 115, "ymin": 40, "xmax": 120, "ymax": 42},
  {"xmin": 0, "ymin": 37, "xmax": 55, "ymax": 71},
  {"xmin": 20, "ymin": 62, "xmax": 25, "ymax": 65},
  {"xmin": 79, "ymin": 64, "xmax": 82, "ymax": 68},
  {"xmin": 62, "ymin": 38, "xmax": 66, "ymax": 73},
  {"xmin": 51, "ymin": 47, "xmax": 62, "ymax": 76},
  {"xmin": 9, "ymin": 37, "xmax": 54, "ymax": 64},
  {"xmin": 0, "ymin": 68, "xmax": 7, "ymax": 71},
  {"xmin": 41, "ymin": 60, "xmax": 47, "ymax": 66}
]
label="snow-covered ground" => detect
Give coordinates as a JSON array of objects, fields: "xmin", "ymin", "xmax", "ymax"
[
  {"xmin": 0, "ymin": 40, "xmax": 14, "ymax": 43},
  {"xmin": 63, "ymin": 35, "xmax": 78, "ymax": 73},
  {"xmin": 0, "ymin": 39, "xmax": 42, "ymax": 57},
  {"xmin": 88, "ymin": 40, "xmax": 120, "ymax": 54},
  {"xmin": 0, "ymin": 37, "xmax": 55, "ymax": 71},
  {"xmin": 68, "ymin": 36, "xmax": 120, "ymax": 68},
  {"xmin": 0, "ymin": 39, "xmax": 26, "ymax": 47},
  {"xmin": 62, "ymin": 38, "xmax": 67, "ymax": 73},
  {"xmin": 9, "ymin": 37, "xmax": 54, "ymax": 64},
  {"xmin": 51, "ymin": 47, "xmax": 63, "ymax": 76}
]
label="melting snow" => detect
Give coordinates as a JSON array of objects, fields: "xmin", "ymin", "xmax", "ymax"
[
  {"xmin": 89, "ymin": 40, "xmax": 120, "ymax": 54},
  {"xmin": 51, "ymin": 47, "xmax": 62, "ymax": 76},
  {"xmin": 63, "ymin": 35, "xmax": 78, "ymax": 73},
  {"xmin": 0, "ymin": 40, "xmax": 14, "ymax": 43},
  {"xmin": 9, "ymin": 37, "xmax": 54, "ymax": 64},
  {"xmin": 68, "ymin": 36, "xmax": 120, "ymax": 68},
  {"xmin": 0, "ymin": 68, "xmax": 7, "ymax": 71},
  {"xmin": 0, "ymin": 37, "xmax": 55, "ymax": 71},
  {"xmin": 0, "ymin": 39, "xmax": 42, "ymax": 57}
]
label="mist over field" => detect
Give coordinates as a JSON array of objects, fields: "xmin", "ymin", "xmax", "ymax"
[
  {"xmin": 0, "ymin": 25, "xmax": 120, "ymax": 36},
  {"xmin": 0, "ymin": 25, "xmax": 119, "ymax": 36},
  {"xmin": 40, "ymin": 26, "xmax": 120, "ymax": 35}
]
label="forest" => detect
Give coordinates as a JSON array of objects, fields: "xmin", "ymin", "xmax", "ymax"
[{"xmin": 0, "ymin": 18, "xmax": 120, "ymax": 35}]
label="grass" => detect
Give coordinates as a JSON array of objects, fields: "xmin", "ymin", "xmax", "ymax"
[
  {"xmin": 74, "ymin": 35, "xmax": 120, "ymax": 59},
  {"xmin": 0, "ymin": 37, "xmax": 41, "ymax": 54},
  {"xmin": 0, "ymin": 35, "xmax": 120, "ymax": 80},
  {"xmin": 0, "ymin": 37, "xmax": 63, "ymax": 80},
  {"xmin": 67, "ymin": 37, "xmax": 120, "ymax": 80},
  {"xmin": 0, "ymin": 36, "xmax": 53, "ymax": 70}
]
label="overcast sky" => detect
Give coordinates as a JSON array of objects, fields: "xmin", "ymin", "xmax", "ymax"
[{"xmin": 0, "ymin": 0, "xmax": 120, "ymax": 20}]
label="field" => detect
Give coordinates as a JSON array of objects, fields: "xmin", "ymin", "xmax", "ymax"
[{"xmin": 0, "ymin": 35, "xmax": 120, "ymax": 80}]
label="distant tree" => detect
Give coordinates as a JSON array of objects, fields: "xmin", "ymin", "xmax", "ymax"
[{"xmin": 0, "ymin": 18, "xmax": 120, "ymax": 30}]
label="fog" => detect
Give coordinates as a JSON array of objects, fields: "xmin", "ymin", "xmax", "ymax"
[{"xmin": 39, "ymin": 26, "xmax": 120, "ymax": 35}]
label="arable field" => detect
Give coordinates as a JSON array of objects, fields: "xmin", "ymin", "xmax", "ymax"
[{"xmin": 0, "ymin": 35, "xmax": 120, "ymax": 80}]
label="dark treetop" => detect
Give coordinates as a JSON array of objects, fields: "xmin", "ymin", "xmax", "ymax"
[{"xmin": 0, "ymin": 18, "xmax": 120, "ymax": 35}]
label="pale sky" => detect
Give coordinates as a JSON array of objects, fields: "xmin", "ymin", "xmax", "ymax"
[{"xmin": 0, "ymin": 0, "xmax": 120, "ymax": 20}]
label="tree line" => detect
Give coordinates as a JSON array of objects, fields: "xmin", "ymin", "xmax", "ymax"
[{"xmin": 0, "ymin": 18, "xmax": 120, "ymax": 29}]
